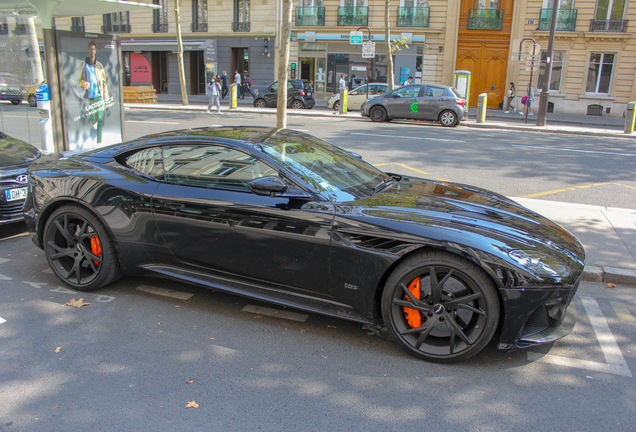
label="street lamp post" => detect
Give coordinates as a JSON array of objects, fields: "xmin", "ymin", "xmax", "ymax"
[{"xmin": 536, "ymin": 0, "xmax": 560, "ymax": 127}]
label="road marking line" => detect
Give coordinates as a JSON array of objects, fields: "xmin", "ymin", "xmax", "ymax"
[
  {"xmin": 373, "ymin": 163, "xmax": 430, "ymax": 175},
  {"xmin": 242, "ymin": 305, "xmax": 309, "ymax": 322},
  {"xmin": 528, "ymin": 296, "xmax": 632, "ymax": 377},
  {"xmin": 125, "ymin": 120, "xmax": 179, "ymax": 124},
  {"xmin": 136, "ymin": 285, "xmax": 194, "ymax": 300},
  {"xmin": 0, "ymin": 258, "xmax": 9, "ymax": 264},
  {"xmin": 610, "ymin": 301, "xmax": 635, "ymax": 323},
  {"xmin": 519, "ymin": 182, "xmax": 622, "ymax": 198},
  {"xmin": 615, "ymin": 183, "xmax": 636, "ymax": 190},
  {"xmin": 351, "ymin": 132, "xmax": 465, "ymax": 143},
  {"xmin": 512, "ymin": 144, "xmax": 636, "ymax": 157},
  {"xmin": 0, "ymin": 274, "xmax": 12, "ymax": 281},
  {"xmin": 0, "ymin": 317, "xmax": 6, "ymax": 325}
]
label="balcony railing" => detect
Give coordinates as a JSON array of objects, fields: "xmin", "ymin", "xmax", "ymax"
[
  {"xmin": 538, "ymin": 8, "xmax": 577, "ymax": 31},
  {"xmin": 191, "ymin": 22, "xmax": 208, "ymax": 32},
  {"xmin": 71, "ymin": 25, "xmax": 86, "ymax": 32},
  {"xmin": 295, "ymin": 7, "xmax": 325, "ymax": 26},
  {"xmin": 102, "ymin": 24, "xmax": 131, "ymax": 33},
  {"xmin": 468, "ymin": 8, "xmax": 503, "ymax": 30},
  {"xmin": 233, "ymin": 21, "xmax": 251, "ymax": 32},
  {"xmin": 397, "ymin": 7, "xmax": 430, "ymax": 27},
  {"xmin": 589, "ymin": 19, "xmax": 629, "ymax": 32},
  {"xmin": 338, "ymin": 7, "xmax": 368, "ymax": 26},
  {"xmin": 152, "ymin": 23, "xmax": 169, "ymax": 33}
]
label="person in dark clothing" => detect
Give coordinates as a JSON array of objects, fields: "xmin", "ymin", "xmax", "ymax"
[
  {"xmin": 221, "ymin": 71, "xmax": 228, "ymax": 99},
  {"xmin": 242, "ymin": 74, "xmax": 256, "ymax": 99}
]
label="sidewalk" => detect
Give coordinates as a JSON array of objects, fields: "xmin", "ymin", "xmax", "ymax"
[{"xmin": 126, "ymin": 97, "xmax": 636, "ymax": 286}]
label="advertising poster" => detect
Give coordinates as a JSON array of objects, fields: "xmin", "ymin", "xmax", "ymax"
[{"xmin": 56, "ymin": 31, "xmax": 123, "ymax": 151}]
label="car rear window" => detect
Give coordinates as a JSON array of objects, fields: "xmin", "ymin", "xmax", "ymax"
[
  {"xmin": 302, "ymin": 82, "xmax": 312, "ymax": 91},
  {"xmin": 451, "ymin": 88, "xmax": 463, "ymax": 98}
]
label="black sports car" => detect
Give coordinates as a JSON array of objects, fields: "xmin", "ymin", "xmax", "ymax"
[
  {"xmin": 1, "ymin": 131, "xmax": 43, "ymax": 224},
  {"xmin": 24, "ymin": 127, "xmax": 585, "ymax": 363}
]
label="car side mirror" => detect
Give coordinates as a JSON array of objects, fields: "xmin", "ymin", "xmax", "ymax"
[
  {"xmin": 392, "ymin": 94, "xmax": 400, "ymax": 98},
  {"xmin": 249, "ymin": 176, "xmax": 287, "ymax": 196},
  {"xmin": 350, "ymin": 151, "xmax": 363, "ymax": 159}
]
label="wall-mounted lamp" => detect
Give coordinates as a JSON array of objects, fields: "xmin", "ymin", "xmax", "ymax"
[
  {"xmin": 264, "ymin": 37, "xmax": 270, "ymax": 57},
  {"xmin": 439, "ymin": 46, "xmax": 444, "ymax": 53}
]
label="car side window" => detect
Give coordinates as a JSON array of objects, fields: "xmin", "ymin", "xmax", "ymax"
[
  {"xmin": 353, "ymin": 86, "xmax": 366, "ymax": 95},
  {"xmin": 395, "ymin": 85, "xmax": 422, "ymax": 98},
  {"xmin": 162, "ymin": 145, "xmax": 277, "ymax": 192},
  {"xmin": 270, "ymin": 83, "xmax": 278, "ymax": 92},
  {"xmin": 426, "ymin": 86, "xmax": 445, "ymax": 98},
  {"xmin": 374, "ymin": 85, "xmax": 388, "ymax": 95},
  {"xmin": 123, "ymin": 147, "xmax": 164, "ymax": 180}
]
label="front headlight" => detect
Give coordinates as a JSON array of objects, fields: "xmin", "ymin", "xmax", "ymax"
[{"xmin": 507, "ymin": 250, "xmax": 569, "ymax": 277}]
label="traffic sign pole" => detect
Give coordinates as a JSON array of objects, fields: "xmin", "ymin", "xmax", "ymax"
[
  {"xmin": 536, "ymin": 0, "xmax": 559, "ymax": 127},
  {"xmin": 356, "ymin": 27, "xmax": 372, "ymax": 100}
]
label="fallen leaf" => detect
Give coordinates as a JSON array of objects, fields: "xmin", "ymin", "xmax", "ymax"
[
  {"xmin": 50, "ymin": 297, "xmax": 54, "ymax": 299},
  {"xmin": 185, "ymin": 401, "xmax": 199, "ymax": 408},
  {"xmin": 210, "ymin": 337, "xmax": 215, "ymax": 340},
  {"xmin": 186, "ymin": 380, "xmax": 194, "ymax": 384},
  {"xmin": 64, "ymin": 298, "xmax": 91, "ymax": 308},
  {"xmin": 607, "ymin": 283, "xmax": 616, "ymax": 288},
  {"xmin": 195, "ymin": 341, "xmax": 198, "ymax": 344},
  {"xmin": 300, "ymin": 329, "xmax": 305, "ymax": 333},
  {"xmin": 255, "ymin": 315, "xmax": 262, "ymax": 318},
  {"xmin": 175, "ymin": 305, "xmax": 181, "ymax": 308},
  {"xmin": 54, "ymin": 347, "xmax": 61, "ymax": 353},
  {"xmin": 327, "ymin": 325, "xmax": 337, "ymax": 328}
]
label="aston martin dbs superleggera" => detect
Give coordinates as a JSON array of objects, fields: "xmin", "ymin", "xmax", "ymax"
[{"xmin": 24, "ymin": 127, "xmax": 585, "ymax": 363}]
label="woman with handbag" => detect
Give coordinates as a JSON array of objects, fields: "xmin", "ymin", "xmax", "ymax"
[
  {"xmin": 520, "ymin": 83, "xmax": 535, "ymax": 116},
  {"xmin": 504, "ymin": 82, "xmax": 515, "ymax": 113}
]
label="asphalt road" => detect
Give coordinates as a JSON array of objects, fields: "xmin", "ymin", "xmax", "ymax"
[{"xmin": 0, "ymin": 225, "xmax": 635, "ymax": 431}]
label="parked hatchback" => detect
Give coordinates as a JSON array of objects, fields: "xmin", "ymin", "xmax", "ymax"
[
  {"xmin": 253, "ymin": 80, "xmax": 315, "ymax": 109},
  {"xmin": 327, "ymin": 83, "xmax": 390, "ymax": 111},
  {"xmin": 361, "ymin": 84, "xmax": 467, "ymax": 127},
  {"xmin": 0, "ymin": 76, "xmax": 27, "ymax": 106}
]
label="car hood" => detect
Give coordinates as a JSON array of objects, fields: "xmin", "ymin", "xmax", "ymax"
[
  {"xmin": 0, "ymin": 133, "xmax": 41, "ymax": 169},
  {"xmin": 335, "ymin": 177, "xmax": 585, "ymax": 278}
]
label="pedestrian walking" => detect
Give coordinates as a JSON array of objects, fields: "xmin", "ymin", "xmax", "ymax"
[
  {"xmin": 504, "ymin": 82, "xmax": 515, "ymax": 113},
  {"xmin": 221, "ymin": 71, "xmax": 228, "ymax": 99},
  {"xmin": 242, "ymin": 74, "xmax": 255, "ymax": 99},
  {"xmin": 520, "ymin": 83, "xmax": 535, "ymax": 116},
  {"xmin": 207, "ymin": 78, "xmax": 222, "ymax": 114},
  {"xmin": 339, "ymin": 74, "xmax": 346, "ymax": 90}
]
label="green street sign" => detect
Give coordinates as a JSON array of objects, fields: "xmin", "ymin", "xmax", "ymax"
[{"xmin": 350, "ymin": 31, "xmax": 363, "ymax": 45}]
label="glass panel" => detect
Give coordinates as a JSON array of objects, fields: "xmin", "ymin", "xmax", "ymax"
[{"xmin": 538, "ymin": 51, "xmax": 564, "ymax": 91}]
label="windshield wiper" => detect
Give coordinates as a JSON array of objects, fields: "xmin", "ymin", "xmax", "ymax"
[{"xmin": 371, "ymin": 177, "xmax": 397, "ymax": 196}]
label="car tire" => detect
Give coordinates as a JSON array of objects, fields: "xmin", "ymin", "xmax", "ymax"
[
  {"xmin": 370, "ymin": 106, "xmax": 387, "ymax": 122},
  {"xmin": 333, "ymin": 101, "xmax": 340, "ymax": 111},
  {"xmin": 43, "ymin": 205, "xmax": 122, "ymax": 291},
  {"xmin": 381, "ymin": 251, "xmax": 500, "ymax": 363},
  {"xmin": 28, "ymin": 94, "xmax": 37, "ymax": 107},
  {"xmin": 291, "ymin": 100, "xmax": 305, "ymax": 110},
  {"xmin": 254, "ymin": 99, "xmax": 267, "ymax": 108},
  {"xmin": 11, "ymin": 100, "xmax": 20, "ymax": 105},
  {"xmin": 439, "ymin": 110, "xmax": 457, "ymax": 127}
]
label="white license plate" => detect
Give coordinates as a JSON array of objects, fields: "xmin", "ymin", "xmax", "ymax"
[{"xmin": 5, "ymin": 187, "xmax": 28, "ymax": 202}]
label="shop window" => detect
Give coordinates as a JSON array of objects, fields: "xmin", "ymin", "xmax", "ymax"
[
  {"xmin": 538, "ymin": 50, "xmax": 565, "ymax": 92},
  {"xmin": 192, "ymin": 0, "xmax": 208, "ymax": 32},
  {"xmin": 586, "ymin": 52, "xmax": 614, "ymax": 93}
]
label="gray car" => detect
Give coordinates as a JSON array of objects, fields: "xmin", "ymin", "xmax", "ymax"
[{"xmin": 361, "ymin": 84, "xmax": 468, "ymax": 127}]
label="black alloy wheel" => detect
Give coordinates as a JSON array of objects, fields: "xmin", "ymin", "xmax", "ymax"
[
  {"xmin": 439, "ymin": 110, "xmax": 457, "ymax": 127},
  {"xmin": 254, "ymin": 99, "xmax": 267, "ymax": 108},
  {"xmin": 291, "ymin": 100, "xmax": 305, "ymax": 109},
  {"xmin": 28, "ymin": 94, "xmax": 37, "ymax": 107},
  {"xmin": 333, "ymin": 101, "xmax": 340, "ymax": 111},
  {"xmin": 381, "ymin": 251, "xmax": 499, "ymax": 363},
  {"xmin": 370, "ymin": 106, "xmax": 387, "ymax": 122},
  {"xmin": 43, "ymin": 205, "xmax": 122, "ymax": 291}
]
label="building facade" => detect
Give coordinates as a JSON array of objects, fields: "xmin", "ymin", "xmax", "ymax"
[{"xmin": 51, "ymin": 0, "xmax": 636, "ymax": 117}]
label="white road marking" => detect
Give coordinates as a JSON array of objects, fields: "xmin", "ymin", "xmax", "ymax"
[
  {"xmin": 512, "ymin": 144, "xmax": 636, "ymax": 157},
  {"xmin": 0, "ymin": 317, "xmax": 6, "ymax": 325},
  {"xmin": 125, "ymin": 120, "xmax": 179, "ymax": 124},
  {"xmin": 0, "ymin": 258, "xmax": 10, "ymax": 264},
  {"xmin": 93, "ymin": 294, "xmax": 116, "ymax": 303},
  {"xmin": 22, "ymin": 281, "xmax": 48, "ymax": 289},
  {"xmin": 136, "ymin": 285, "xmax": 194, "ymax": 300},
  {"xmin": 351, "ymin": 132, "xmax": 465, "ymax": 143},
  {"xmin": 0, "ymin": 274, "xmax": 12, "ymax": 281},
  {"xmin": 528, "ymin": 297, "xmax": 632, "ymax": 377},
  {"xmin": 242, "ymin": 304, "xmax": 309, "ymax": 322},
  {"xmin": 610, "ymin": 301, "xmax": 635, "ymax": 323}
]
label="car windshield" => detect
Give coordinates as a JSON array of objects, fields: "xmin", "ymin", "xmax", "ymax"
[
  {"xmin": 0, "ymin": 132, "xmax": 41, "ymax": 167},
  {"xmin": 259, "ymin": 131, "xmax": 387, "ymax": 202}
]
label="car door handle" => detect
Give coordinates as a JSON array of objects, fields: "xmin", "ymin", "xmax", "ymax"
[{"xmin": 162, "ymin": 201, "xmax": 185, "ymax": 210}]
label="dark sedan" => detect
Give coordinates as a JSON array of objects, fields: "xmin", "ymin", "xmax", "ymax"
[
  {"xmin": 1, "ymin": 132, "xmax": 43, "ymax": 224},
  {"xmin": 24, "ymin": 127, "xmax": 584, "ymax": 363},
  {"xmin": 253, "ymin": 80, "xmax": 315, "ymax": 109},
  {"xmin": 361, "ymin": 84, "xmax": 468, "ymax": 127}
]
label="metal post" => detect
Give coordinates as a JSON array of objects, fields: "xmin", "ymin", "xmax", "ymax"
[
  {"xmin": 518, "ymin": 37, "xmax": 537, "ymax": 125},
  {"xmin": 357, "ymin": 26, "xmax": 371, "ymax": 100},
  {"xmin": 536, "ymin": 0, "xmax": 560, "ymax": 126},
  {"xmin": 624, "ymin": 102, "xmax": 636, "ymax": 134}
]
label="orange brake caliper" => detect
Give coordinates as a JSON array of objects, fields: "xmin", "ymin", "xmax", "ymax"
[
  {"xmin": 90, "ymin": 235, "xmax": 102, "ymax": 266},
  {"xmin": 403, "ymin": 277, "xmax": 422, "ymax": 328}
]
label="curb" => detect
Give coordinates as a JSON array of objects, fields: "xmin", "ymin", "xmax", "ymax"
[
  {"xmin": 463, "ymin": 121, "xmax": 636, "ymax": 139},
  {"xmin": 582, "ymin": 265, "xmax": 636, "ymax": 287}
]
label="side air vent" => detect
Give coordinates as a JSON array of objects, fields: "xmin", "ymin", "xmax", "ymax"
[{"xmin": 339, "ymin": 232, "xmax": 417, "ymax": 254}]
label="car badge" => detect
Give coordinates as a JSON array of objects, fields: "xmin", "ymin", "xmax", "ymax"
[{"xmin": 15, "ymin": 174, "xmax": 28, "ymax": 183}]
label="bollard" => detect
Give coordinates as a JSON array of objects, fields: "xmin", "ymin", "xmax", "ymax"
[
  {"xmin": 339, "ymin": 87, "xmax": 348, "ymax": 114},
  {"xmin": 476, "ymin": 93, "xmax": 487, "ymax": 123},
  {"xmin": 229, "ymin": 83, "xmax": 238, "ymax": 109},
  {"xmin": 624, "ymin": 101, "xmax": 636, "ymax": 134}
]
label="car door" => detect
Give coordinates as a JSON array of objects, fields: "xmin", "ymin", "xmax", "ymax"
[
  {"xmin": 347, "ymin": 85, "xmax": 368, "ymax": 110},
  {"xmin": 416, "ymin": 85, "xmax": 446, "ymax": 120},
  {"xmin": 151, "ymin": 143, "xmax": 335, "ymax": 297},
  {"xmin": 263, "ymin": 82, "xmax": 278, "ymax": 107},
  {"xmin": 385, "ymin": 85, "xmax": 422, "ymax": 119}
]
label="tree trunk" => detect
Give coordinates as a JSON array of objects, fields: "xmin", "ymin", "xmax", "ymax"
[
  {"xmin": 276, "ymin": 0, "xmax": 292, "ymax": 129},
  {"xmin": 174, "ymin": 0, "xmax": 189, "ymax": 105},
  {"xmin": 385, "ymin": 0, "xmax": 395, "ymax": 91}
]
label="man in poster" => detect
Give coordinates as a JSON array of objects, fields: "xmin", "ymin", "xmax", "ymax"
[{"xmin": 78, "ymin": 40, "xmax": 109, "ymax": 145}]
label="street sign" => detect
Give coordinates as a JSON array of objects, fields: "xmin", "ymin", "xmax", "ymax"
[
  {"xmin": 510, "ymin": 52, "xmax": 525, "ymax": 61},
  {"xmin": 362, "ymin": 42, "xmax": 375, "ymax": 58},
  {"xmin": 350, "ymin": 31, "xmax": 363, "ymax": 44},
  {"xmin": 528, "ymin": 43, "xmax": 541, "ymax": 55},
  {"xmin": 525, "ymin": 60, "xmax": 538, "ymax": 67},
  {"xmin": 525, "ymin": 66, "xmax": 539, "ymax": 72}
]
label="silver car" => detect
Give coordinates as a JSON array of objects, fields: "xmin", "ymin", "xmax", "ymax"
[
  {"xmin": 327, "ymin": 83, "xmax": 390, "ymax": 111},
  {"xmin": 360, "ymin": 84, "xmax": 468, "ymax": 127}
]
